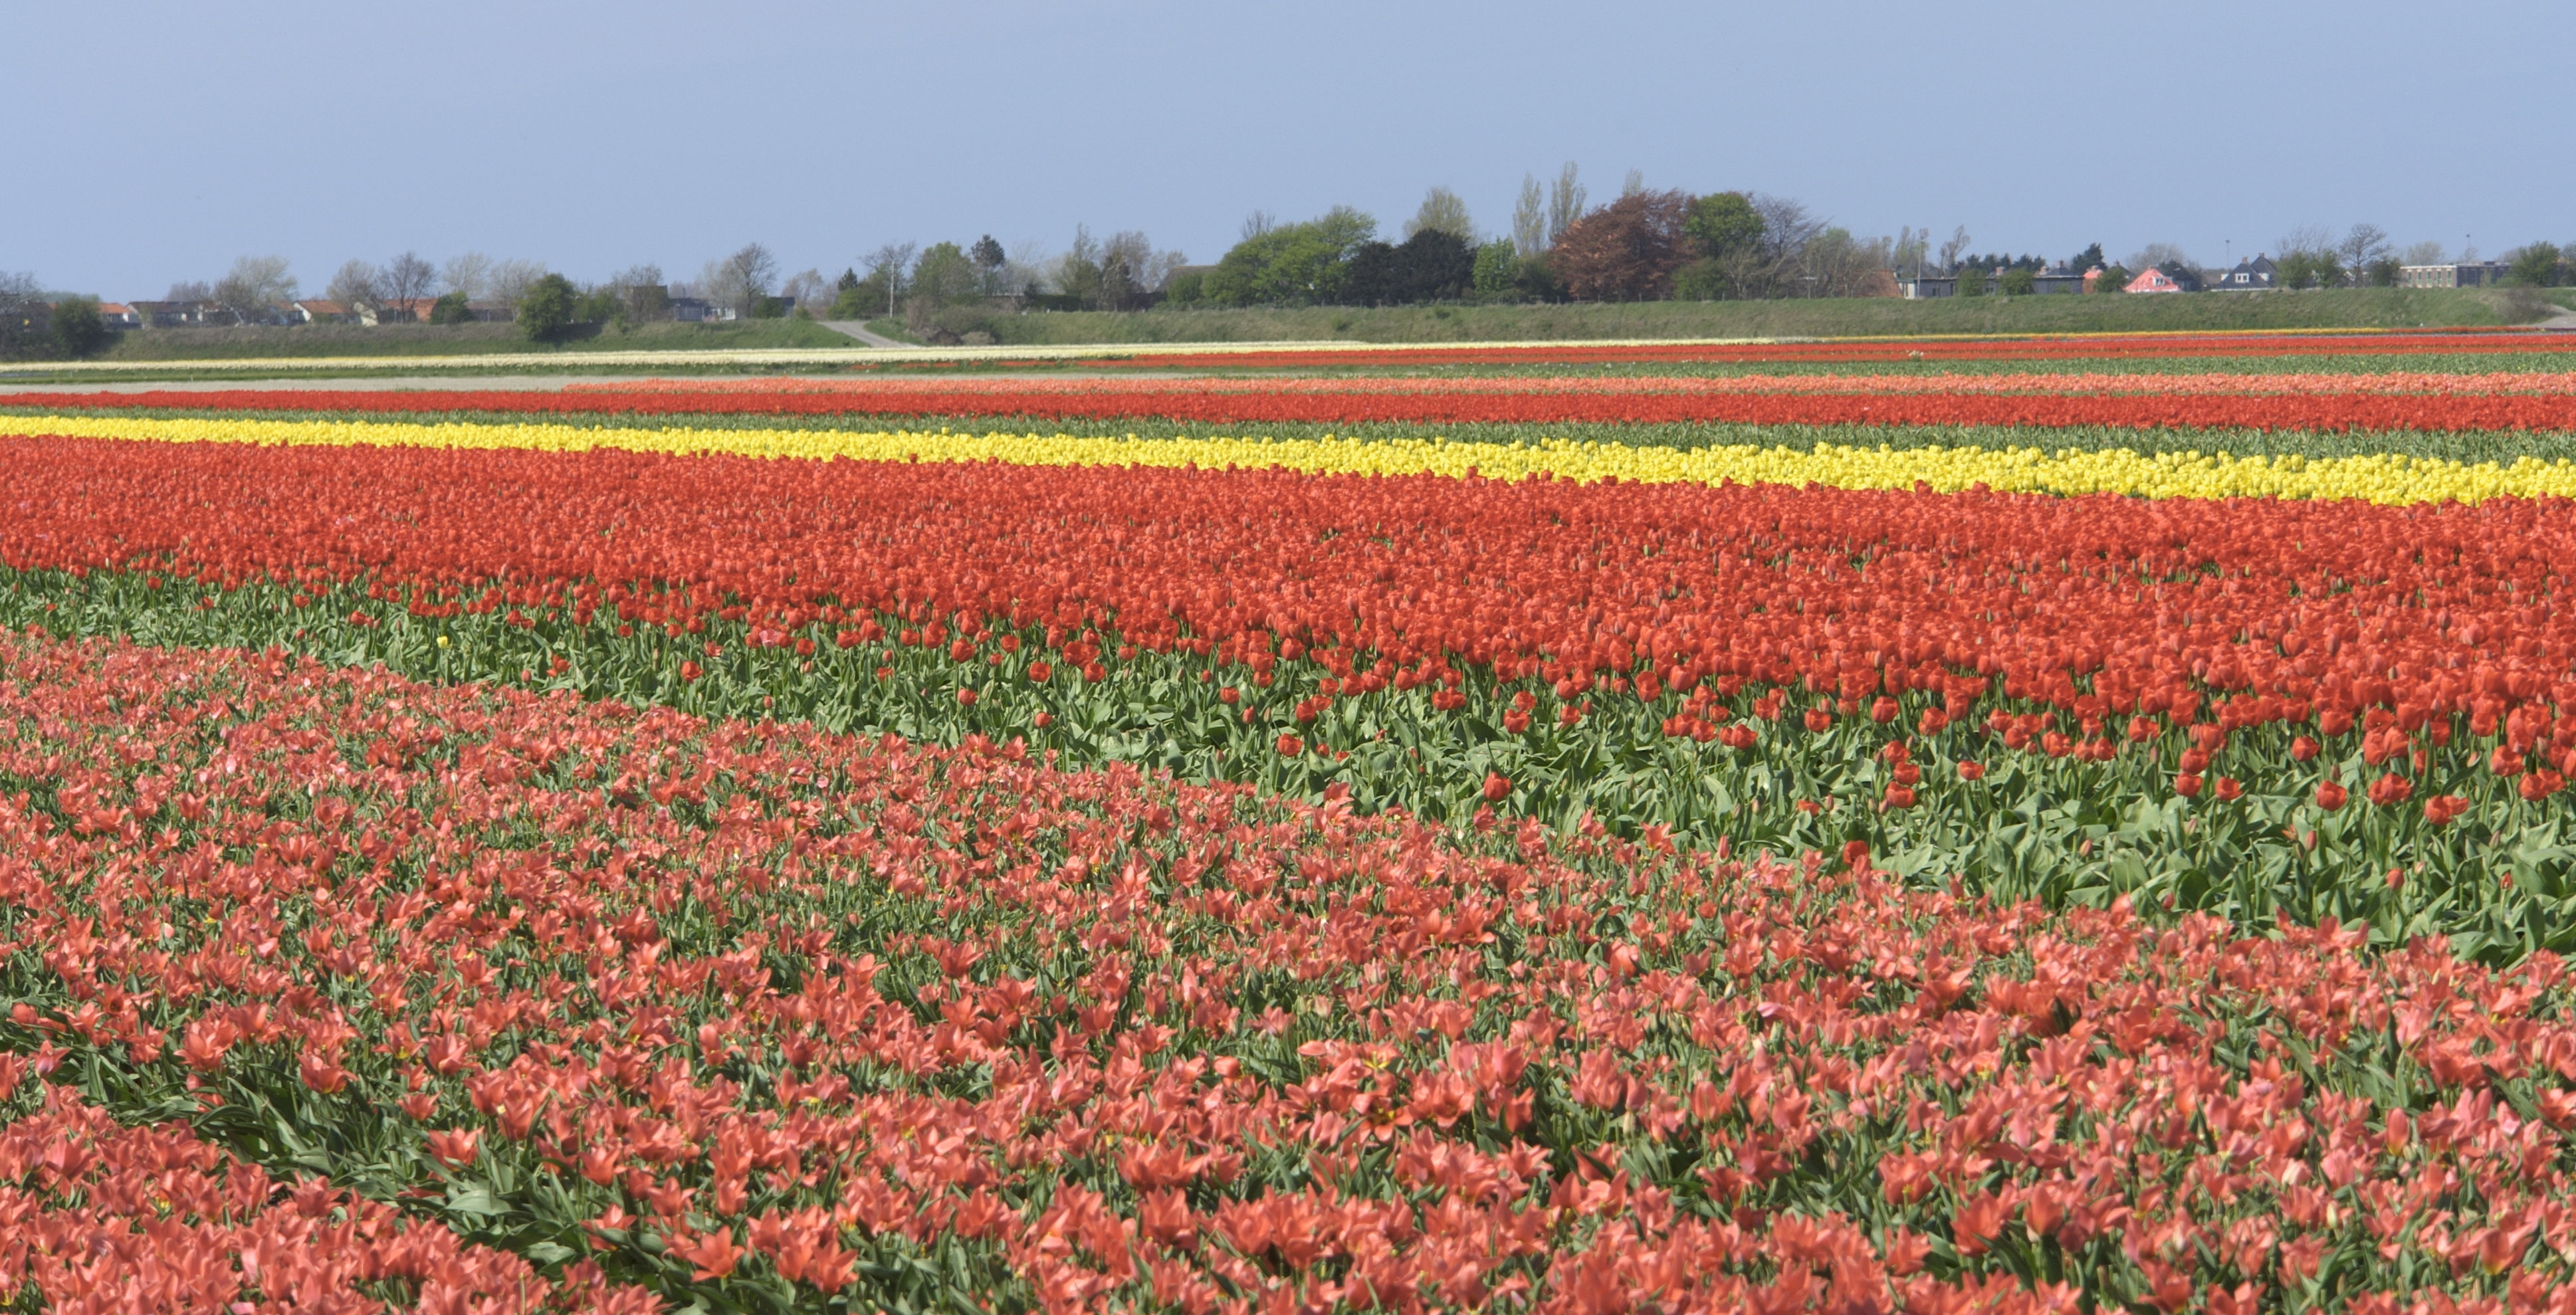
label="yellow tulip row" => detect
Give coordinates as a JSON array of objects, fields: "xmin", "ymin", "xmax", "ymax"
[{"xmin": 15, "ymin": 411, "xmax": 2575, "ymax": 506}]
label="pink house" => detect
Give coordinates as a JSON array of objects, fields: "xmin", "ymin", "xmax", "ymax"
[{"xmin": 2123, "ymin": 267, "xmax": 2186, "ymax": 294}]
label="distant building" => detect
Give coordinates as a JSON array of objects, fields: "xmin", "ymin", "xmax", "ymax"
[
  {"xmin": 290, "ymin": 299, "xmax": 352, "ymax": 324},
  {"xmin": 129, "ymin": 300, "xmax": 217, "ymax": 328},
  {"xmin": 2026, "ymin": 264, "xmax": 2098, "ymax": 295},
  {"xmin": 2211, "ymin": 256, "xmax": 2279, "ymax": 290},
  {"xmin": 2125, "ymin": 267, "xmax": 2187, "ymax": 294},
  {"xmin": 670, "ymin": 294, "xmax": 736, "ymax": 322},
  {"xmin": 94, "ymin": 302, "xmax": 141, "ymax": 328},
  {"xmin": 1897, "ymin": 274, "xmax": 1956, "ymax": 299},
  {"xmin": 2399, "ymin": 261, "xmax": 2513, "ymax": 288}
]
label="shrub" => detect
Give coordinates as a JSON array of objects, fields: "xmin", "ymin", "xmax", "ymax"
[
  {"xmin": 1671, "ymin": 258, "xmax": 1726, "ymax": 301},
  {"xmin": 2510, "ymin": 243, "xmax": 2567, "ymax": 288},
  {"xmin": 1202, "ymin": 209, "xmax": 1377, "ymax": 306},
  {"xmin": 47, "ymin": 296, "xmax": 109, "ymax": 357},
  {"xmin": 1163, "ymin": 270, "xmax": 1206, "ymax": 306},
  {"xmin": 1513, "ymin": 251, "xmax": 1564, "ymax": 302},
  {"xmin": 1341, "ymin": 230, "xmax": 1475, "ymax": 306},
  {"xmin": 427, "ymin": 292, "xmax": 475, "ymax": 325},
  {"xmin": 1471, "ymin": 241, "xmax": 1519, "ymax": 300},
  {"xmin": 572, "ymin": 287, "xmax": 621, "ymax": 326},
  {"xmin": 1997, "ymin": 266, "xmax": 2038, "ymax": 296},
  {"xmin": 516, "ymin": 274, "xmax": 577, "ymax": 342}
]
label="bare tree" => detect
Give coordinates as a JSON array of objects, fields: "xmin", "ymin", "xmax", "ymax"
[
  {"xmin": 1545, "ymin": 163, "xmax": 1586, "ymax": 247},
  {"xmin": 2400, "ymin": 240, "xmax": 2448, "ymax": 266},
  {"xmin": 1404, "ymin": 187, "xmax": 1475, "ymax": 242},
  {"xmin": 1511, "ymin": 175, "xmax": 1546, "ymax": 257},
  {"xmin": 0, "ymin": 271, "xmax": 43, "ymax": 356},
  {"xmin": 1004, "ymin": 239, "xmax": 1050, "ymax": 296},
  {"xmin": 488, "ymin": 259, "xmax": 548, "ymax": 310},
  {"xmin": 2278, "ymin": 225, "xmax": 2336, "ymax": 256},
  {"xmin": 1749, "ymin": 195, "xmax": 1821, "ymax": 258},
  {"xmin": 1890, "ymin": 226, "xmax": 1931, "ymax": 279},
  {"xmin": 2276, "ymin": 226, "xmax": 2343, "ymax": 289},
  {"xmin": 605, "ymin": 263, "xmax": 667, "ymax": 322},
  {"xmin": 1620, "ymin": 169, "xmax": 1644, "ymax": 198},
  {"xmin": 1239, "ymin": 211, "xmax": 1276, "ymax": 242},
  {"xmin": 325, "ymin": 260, "xmax": 385, "ymax": 322},
  {"xmin": 2338, "ymin": 223, "xmax": 2391, "ymax": 276},
  {"xmin": 163, "ymin": 279, "xmax": 213, "ymax": 303},
  {"xmin": 1097, "ymin": 231, "xmax": 1183, "ymax": 310},
  {"xmin": 779, "ymin": 267, "xmax": 829, "ymax": 314},
  {"xmin": 710, "ymin": 242, "xmax": 778, "ymax": 316},
  {"xmin": 2127, "ymin": 243, "xmax": 2197, "ymax": 275},
  {"xmin": 381, "ymin": 252, "xmax": 436, "ymax": 312},
  {"xmin": 440, "ymin": 252, "xmax": 494, "ymax": 301},
  {"xmin": 863, "ymin": 242, "xmax": 918, "ymax": 318},
  {"xmin": 212, "ymin": 255, "xmax": 296, "ymax": 324},
  {"xmin": 1802, "ymin": 228, "xmax": 1895, "ymax": 298},
  {"xmin": 1938, "ymin": 226, "xmax": 1972, "ymax": 274}
]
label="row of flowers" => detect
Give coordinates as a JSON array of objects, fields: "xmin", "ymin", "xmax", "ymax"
[
  {"xmin": 7, "ymin": 629, "xmax": 2576, "ymax": 1313},
  {"xmin": 12, "ymin": 414, "xmax": 2576, "ymax": 503},
  {"xmin": 1064, "ymin": 329, "xmax": 2567, "ymax": 371},
  {"xmin": 4, "ymin": 434, "xmax": 2576, "ymax": 947},
  {"xmin": 554, "ymin": 371, "xmax": 2576, "ymax": 398},
  {"xmin": 13, "ymin": 386, "xmax": 2576, "ymax": 432}
]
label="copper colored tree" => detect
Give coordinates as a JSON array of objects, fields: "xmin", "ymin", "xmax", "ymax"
[{"xmin": 1551, "ymin": 189, "xmax": 1696, "ymax": 301}]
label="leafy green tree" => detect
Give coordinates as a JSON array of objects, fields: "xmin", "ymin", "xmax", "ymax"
[
  {"xmin": 1162, "ymin": 271, "xmax": 1206, "ymax": 306},
  {"xmin": 2511, "ymin": 243, "xmax": 2566, "ymax": 288},
  {"xmin": 1997, "ymin": 266, "xmax": 2038, "ymax": 296},
  {"xmin": 1471, "ymin": 241, "xmax": 1519, "ymax": 298},
  {"xmin": 1513, "ymin": 251, "xmax": 1564, "ymax": 302},
  {"xmin": 427, "ymin": 292, "xmax": 475, "ymax": 324},
  {"xmin": 910, "ymin": 243, "xmax": 980, "ymax": 310},
  {"xmin": 2067, "ymin": 243, "xmax": 2104, "ymax": 274},
  {"xmin": 1683, "ymin": 192, "xmax": 1765, "ymax": 259},
  {"xmin": 47, "ymin": 296, "xmax": 109, "ymax": 357},
  {"xmin": 1202, "ymin": 208, "xmax": 1377, "ymax": 306},
  {"xmin": 1956, "ymin": 265, "xmax": 1991, "ymax": 297},
  {"xmin": 1404, "ymin": 187, "xmax": 1475, "ymax": 242},
  {"xmin": 2092, "ymin": 264, "xmax": 2131, "ymax": 294},
  {"xmin": 1342, "ymin": 230, "xmax": 1475, "ymax": 306},
  {"xmin": 2276, "ymin": 237, "xmax": 2347, "ymax": 289},
  {"xmin": 516, "ymin": 273, "xmax": 578, "ymax": 342},
  {"xmin": 1671, "ymin": 260, "xmax": 1725, "ymax": 301}
]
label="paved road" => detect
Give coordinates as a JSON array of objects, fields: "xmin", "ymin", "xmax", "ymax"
[{"xmin": 819, "ymin": 321, "xmax": 914, "ymax": 349}]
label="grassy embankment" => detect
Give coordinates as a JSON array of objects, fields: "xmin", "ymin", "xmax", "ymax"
[
  {"xmin": 893, "ymin": 286, "xmax": 2576, "ymax": 346},
  {"xmin": 87, "ymin": 317, "xmax": 857, "ymax": 361}
]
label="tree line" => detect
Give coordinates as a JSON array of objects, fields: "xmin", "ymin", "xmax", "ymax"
[
  {"xmin": 7, "ymin": 199, "xmax": 2571, "ymax": 360},
  {"xmin": 1162, "ymin": 167, "xmax": 1901, "ymax": 308}
]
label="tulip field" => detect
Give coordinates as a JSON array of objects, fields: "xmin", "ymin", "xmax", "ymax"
[{"xmin": 7, "ymin": 328, "xmax": 2576, "ymax": 1312}]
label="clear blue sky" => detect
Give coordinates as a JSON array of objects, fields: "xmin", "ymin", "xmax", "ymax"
[{"xmin": 9, "ymin": 0, "xmax": 2570, "ymax": 298}]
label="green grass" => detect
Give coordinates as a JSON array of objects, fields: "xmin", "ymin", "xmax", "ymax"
[
  {"xmin": 926, "ymin": 287, "xmax": 2575, "ymax": 346},
  {"xmin": 84, "ymin": 316, "xmax": 859, "ymax": 361}
]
